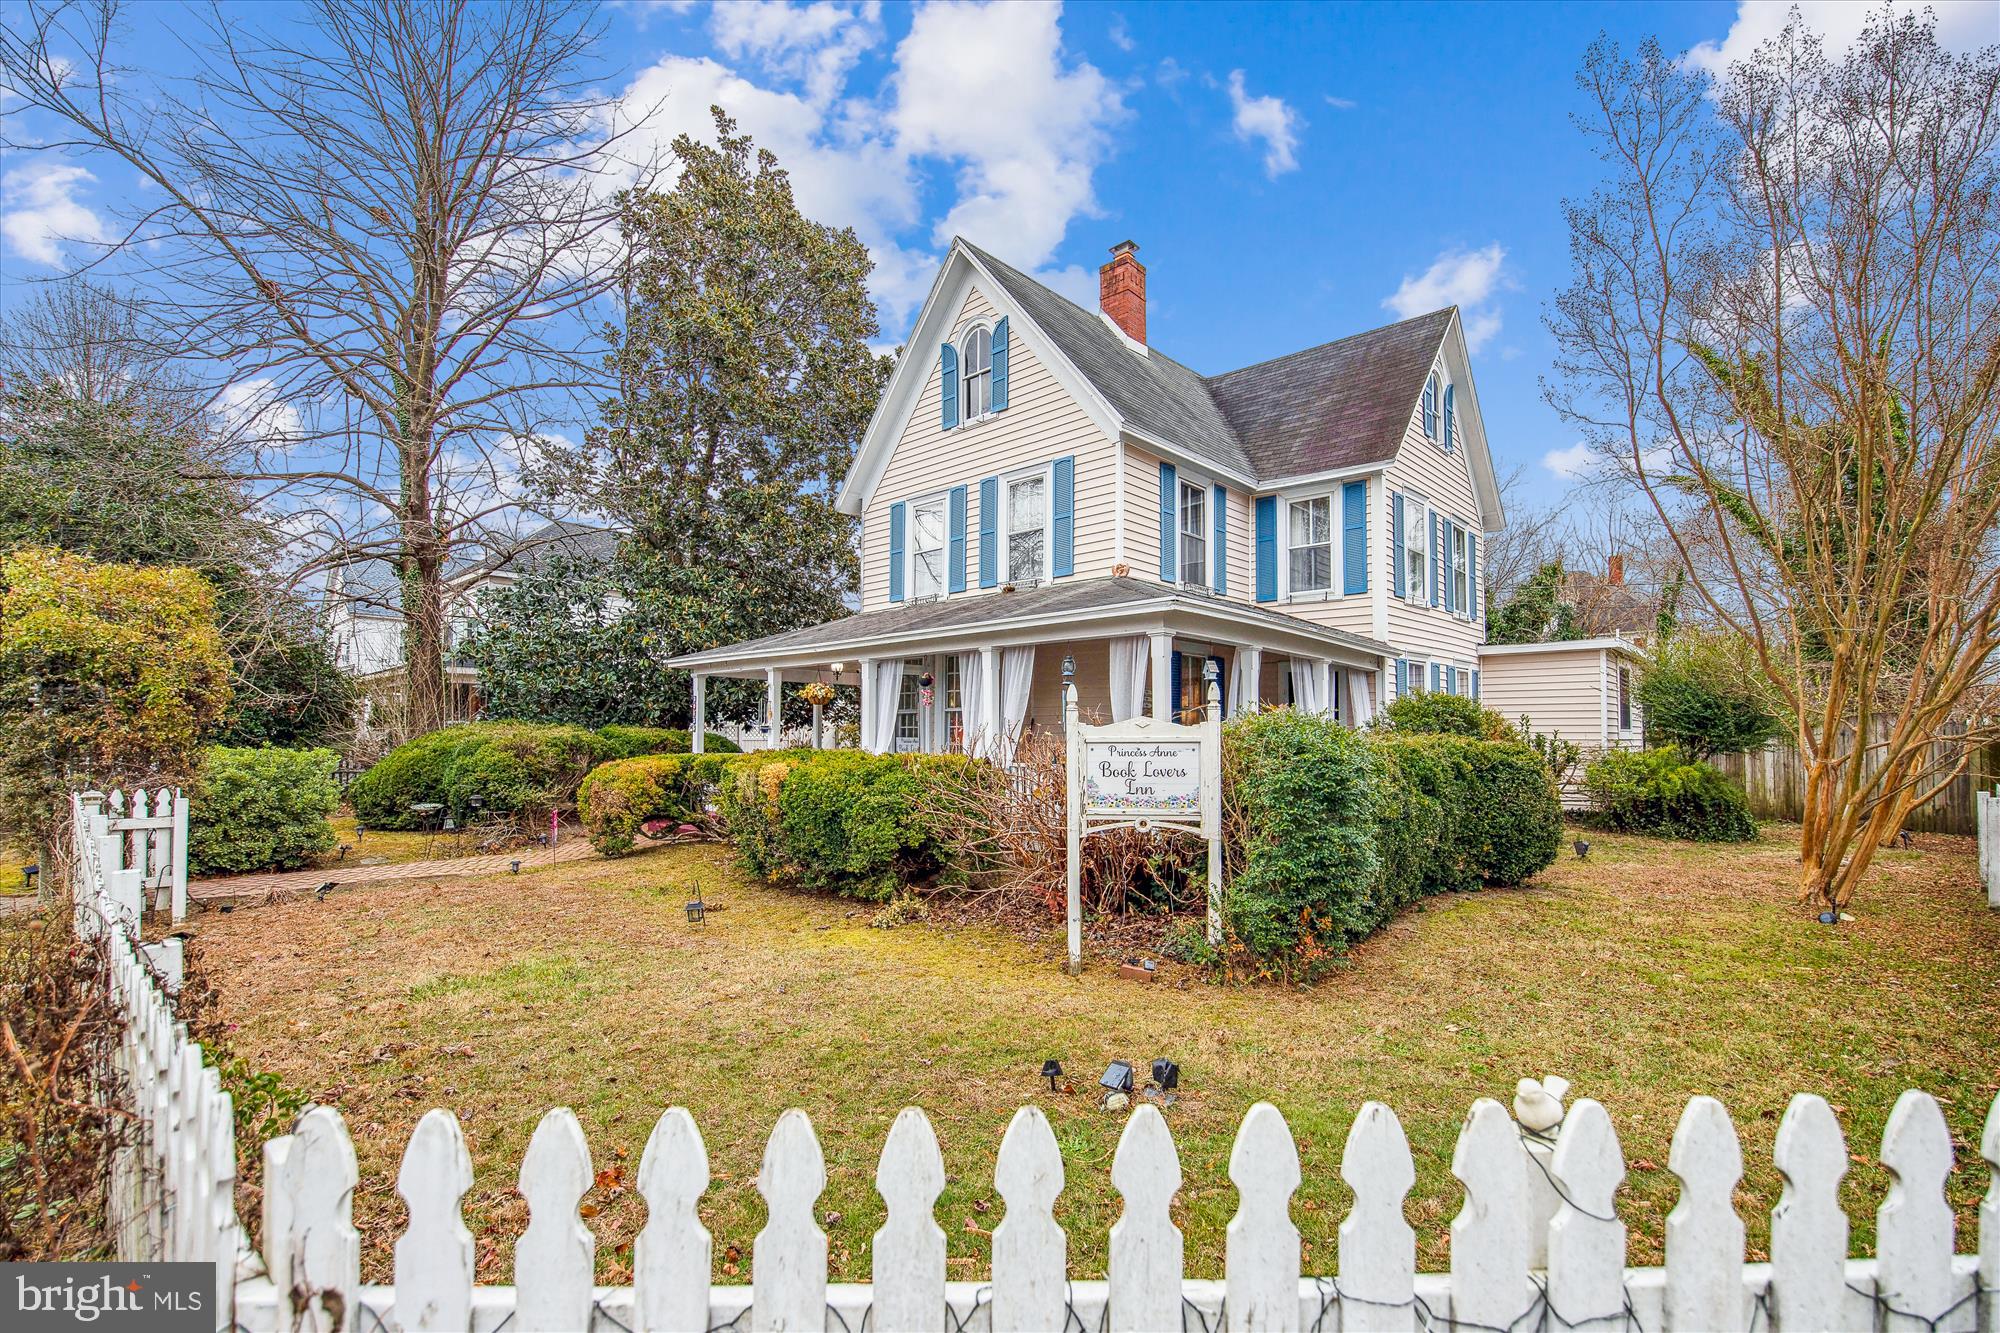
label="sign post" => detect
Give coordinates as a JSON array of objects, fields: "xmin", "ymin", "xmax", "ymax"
[{"xmin": 1063, "ymin": 658, "xmax": 1224, "ymax": 974}]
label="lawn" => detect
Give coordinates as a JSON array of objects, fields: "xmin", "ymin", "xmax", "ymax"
[{"xmin": 185, "ymin": 825, "xmax": 2000, "ymax": 1287}]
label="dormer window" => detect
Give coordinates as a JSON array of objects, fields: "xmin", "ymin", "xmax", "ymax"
[{"xmin": 961, "ymin": 325, "xmax": 992, "ymax": 420}]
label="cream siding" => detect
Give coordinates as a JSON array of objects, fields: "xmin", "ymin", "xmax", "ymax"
[
  {"xmin": 1123, "ymin": 445, "xmax": 1163, "ymax": 581},
  {"xmin": 859, "ymin": 286, "xmax": 1117, "ymax": 611},
  {"xmin": 1379, "ymin": 364, "xmax": 1486, "ymax": 693},
  {"xmin": 1478, "ymin": 648, "xmax": 1608, "ymax": 750},
  {"xmin": 1258, "ymin": 475, "xmax": 1381, "ymax": 642}
]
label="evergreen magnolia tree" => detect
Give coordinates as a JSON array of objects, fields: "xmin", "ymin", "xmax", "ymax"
[
  {"xmin": 1484, "ymin": 560, "xmax": 1584, "ymax": 645},
  {"xmin": 541, "ymin": 108, "xmax": 889, "ymax": 671}
]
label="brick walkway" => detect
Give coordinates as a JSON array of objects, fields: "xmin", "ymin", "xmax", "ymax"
[{"xmin": 189, "ymin": 837, "xmax": 603, "ymax": 908}]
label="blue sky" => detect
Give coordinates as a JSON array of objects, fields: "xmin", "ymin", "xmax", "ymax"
[{"xmin": 5, "ymin": 0, "xmax": 1995, "ymax": 512}]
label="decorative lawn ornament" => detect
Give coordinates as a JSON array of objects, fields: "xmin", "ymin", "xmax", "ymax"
[
  {"xmin": 1818, "ymin": 910, "xmax": 1838, "ymax": 924},
  {"xmin": 918, "ymin": 670, "xmax": 935, "ymax": 707},
  {"xmin": 1573, "ymin": 838, "xmax": 1590, "ymax": 860},
  {"xmin": 1040, "ymin": 1059, "xmax": 1063, "ymax": 1092},
  {"xmin": 337, "ymin": 844, "xmax": 350, "ymax": 861},
  {"xmin": 1512, "ymin": 1075, "xmax": 1569, "ymax": 1132}
]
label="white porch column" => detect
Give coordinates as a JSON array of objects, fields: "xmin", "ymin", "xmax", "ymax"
[
  {"xmin": 765, "ymin": 667, "xmax": 782, "ymax": 750},
  {"xmin": 859, "ymin": 660, "xmax": 879, "ymax": 753},
  {"xmin": 690, "ymin": 673, "xmax": 707, "ymax": 753},
  {"xmin": 979, "ymin": 646, "xmax": 1001, "ymax": 759},
  {"xmin": 1149, "ymin": 630, "xmax": 1174, "ymax": 724},
  {"xmin": 1239, "ymin": 646, "xmax": 1263, "ymax": 714},
  {"xmin": 1317, "ymin": 660, "xmax": 1335, "ymax": 716}
]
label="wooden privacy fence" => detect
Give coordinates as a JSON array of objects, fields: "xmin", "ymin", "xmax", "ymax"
[
  {"xmin": 65, "ymin": 795, "xmax": 2000, "ymax": 1333},
  {"xmin": 1711, "ymin": 719, "xmax": 2000, "ymax": 837}
]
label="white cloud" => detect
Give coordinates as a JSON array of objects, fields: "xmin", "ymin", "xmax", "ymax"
[
  {"xmin": 1383, "ymin": 243, "xmax": 1512, "ymax": 350},
  {"xmin": 214, "ymin": 378, "xmax": 304, "ymax": 444},
  {"xmin": 1108, "ymin": 14, "xmax": 1135, "ymax": 53},
  {"xmin": 710, "ymin": 1, "xmax": 883, "ymax": 107},
  {"xmin": 1323, "ymin": 94, "xmax": 1357, "ymax": 111},
  {"xmin": 1542, "ymin": 442, "xmax": 1598, "ymax": 480},
  {"xmin": 1, "ymin": 158, "xmax": 110, "ymax": 266},
  {"xmin": 1226, "ymin": 70, "xmax": 1300, "ymax": 178},
  {"xmin": 1687, "ymin": 1, "xmax": 1997, "ymax": 77}
]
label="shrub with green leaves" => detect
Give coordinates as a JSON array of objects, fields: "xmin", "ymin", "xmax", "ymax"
[
  {"xmin": 346, "ymin": 722, "xmax": 615, "ymax": 828},
  {"xmin": 1637, "ymin": 630, "xmax": 1783, "ymax": 760},
  {"xmin": 579, "ymin": 753, "xmax": 733, "ymax": 855},
  {"xmin": 594, "ymin": 725, "xmax": 741, "ymax": 760},
  {"xmin": 1378, "ymin": 691, "xmax": 1517, "ymax": 740},
  {"xmin": 188, "ymin": 746, "xmax": 339, "ymax": 876},
  {"xmin": 1584, "ymin": 746, "xmax": 1759, "ymax": 841}
]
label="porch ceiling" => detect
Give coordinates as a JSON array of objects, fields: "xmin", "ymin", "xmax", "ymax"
[{"xmin": 666, "ymin": 575, "xmax": 1392, "ymax": 677}]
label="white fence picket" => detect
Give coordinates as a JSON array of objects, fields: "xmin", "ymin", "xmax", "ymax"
[
  {"xmin": 1226, "ymin": 1101, "xmax": 1301, "ymax": 1333},
  {"xmin": 753, "ymin": 1108, "xmax": 827, "ymax": 1333},
  {"xmin": 514, "ymin": 1107, "xmax": 596, "ymax": 1333},
  {"xmin": 873, "ymin": 1106, "xmax": 947, "ymax": 1332},
  {"xmin": 991, "ymin": 1105, "xmax": 1067, "ymax": 1333},
  {"xmin": 1665, "ymin": 1095, "xmax": 1745, "ymax": 1331},
  {"xmin": 1109, "ymin": 1103, "xmax": 1184, "ymax": 1333},
  {"xmin": 285, "ymin": 1106, "xmax": 361, "ymax": 1333},
  {"xmin": 1877, "ymin": 1090, "xmax": 1957, "ymax": 1331},
  {"xmin": 1338, "ymin": 1100, "xmax": 1416, "ymax": 1333},
  {"xmin": 1771, "ymin": 1094, "xmax": 1849, "ymax": 1333},
  {"xmin": 394, "ymin": 1109, "xmax": 475, "ymax": 1333},
  {"xmin": 1448, "ymin": 1099, "xmax": 1532, "ymax": 1331},
  {"xmin": 635, "ymin": 1108, "xmax": 711, "ymax": 1333},
  {"xmin": 1547, "ymin": 1098, "xmax": 1626, "ymax": 1332},
  {"xmin": 1981, "ymin": 1095, "xmax": 1998, "ymax": 1333}
]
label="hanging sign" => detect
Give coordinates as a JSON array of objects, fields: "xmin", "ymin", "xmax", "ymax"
[{"xmin": 1081, "ymin": 739, "xmax": 1203, "ymax": 821}]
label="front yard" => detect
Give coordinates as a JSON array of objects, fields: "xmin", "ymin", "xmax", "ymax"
[{"xmin": 185, "ymin": 825, "xmax": 2000, "ymax": 1285}]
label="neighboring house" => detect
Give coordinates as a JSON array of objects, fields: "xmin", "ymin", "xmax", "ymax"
[
  {"xmin": 327, "ymin": 519, "xmax": 621, "ymax": 722},
  {"xmin": 668, "ymin": 238, "xmax": 1506, "ymax": 756},
  {"xmin": 1479, "ymin": 636, "xmax": 1648, "ymax": 802}
]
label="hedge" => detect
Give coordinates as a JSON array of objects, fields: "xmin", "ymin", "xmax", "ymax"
[
  {"xmin": 1376, "ymin": 691, "xmax": 1517, "ymax": 741},
  {"xmin": 596, "ymin": 725, "xmax": 741, "ymax": 760},
  {"xmin": 188, "ymin": 746, "xmax": 340, "ymax": 876},
  {"xmin": 1583, "ymin": 746, "xmax": 1758, "ymax": 841},
  {"xmin": 346, "ymin": 722, "xmax": 615, "ymax": 828},
  {"xmin": 579, "ymin": 752, "xmax": 733, "ymax": 855}
]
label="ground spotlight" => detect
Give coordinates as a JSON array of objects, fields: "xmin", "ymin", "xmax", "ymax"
[{"xmin": 1041, "ymin": 1058, "xmax": 1063, "ymax": 1092}]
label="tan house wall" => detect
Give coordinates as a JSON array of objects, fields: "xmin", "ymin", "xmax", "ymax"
[
  {"xmin": 1380, "ymin": 367, "xmax": 1486, "ymax": 691},
  {"xmin": 859, "ymin": 285, "xmax": 1117, "ymax": 611}
]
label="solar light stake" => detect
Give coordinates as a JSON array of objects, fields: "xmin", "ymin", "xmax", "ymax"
[
  {"xmin": 685, "ymin": 898, "xmax": 706, "ymax": 924},
  {"xmin": 1041, "ymin": 1058, "xmax": 1063, "ymax": 1092},
  {"xmin": 510, "ymin": 860, "xmax": 522, "ymax": 875},
  {"xmin": 22, "ymin": 864, "xmax": 40, "ymax": 891},
  {"xmin": 1099, "ymin": 1060, "xmax": 1134, "ymax": 1095}
]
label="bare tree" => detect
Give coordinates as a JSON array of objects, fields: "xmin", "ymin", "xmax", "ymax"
[
  {"xmin": 1, "ymin": 0, "xmax": 651, "ymax": 733},
  {"xmin": 1548, "ymin": 10, "xmax": 2000, "ymax": 910}
]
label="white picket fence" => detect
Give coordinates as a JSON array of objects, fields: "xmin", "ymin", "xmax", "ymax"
[{"xmin": 64, "ymin": 792, "xmax": 2000, "ymax": 1333}]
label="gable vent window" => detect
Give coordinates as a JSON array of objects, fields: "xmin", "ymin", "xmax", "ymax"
[
  {"xmin": 960, "ymin": 325, "xmax": 992, "ymax": 420},
  {"xmin": 1178, "ymin": 479, "xmax": 1208, "ymax": 586},
  {"xmin": 911, "ymin": 494, "xmax": 947, "ymax": 599},
  {"xmin": 1288, "ymin": 496, "xmax": 1331, "ymax": 593}
]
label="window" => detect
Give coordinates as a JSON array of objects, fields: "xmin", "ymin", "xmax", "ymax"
[
  {"xmin": 1423, "ymin": 373, "xmax": 1440, "ymax": 438},
  {"xmin": 1451, "ymin": 523, "xmax": 1469, "ymax": 615},
  {"xmin": 1178, "ymin": 480, "xmax": 1207, "ymax": 585},
  {"xmin": 1288, "ymin": 496, "xmax": 1332, "ymax": 593},
  {"xmin": 1618, "ymin": 666, "xmax": 1633, "ymax": 732},
  {"xmin": 911, "ymin": 494, "xmax": 947, "ymax": 599},
  {"xmin": 1404, "ymin": 498, "xmax": 1430, "ymax": 605},
  {"xmin": 895, "ymin": 660, "xmax": 924, "ymax": 752},
  {"xmin": 944, "ymin": 655, "xmax": 964, "ymax": 751},
  {"xmin": 960, "ymin": 326, "xmax": 992, "ymax": 421},
  {"xmin": 1006, "ymin": 472, "xmax": 1046, "ymax": 583}
]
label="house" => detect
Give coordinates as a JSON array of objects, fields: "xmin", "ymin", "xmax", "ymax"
[
  {"xmin": 327, "ymin": 518, "xmax": 621, "ymax": 722},
  {"xmin": 667, "ymin": 239, "xmax": 1502, "ymax": 756},
  {"xmin": 1478, "ymin": 636, "xmax": 1648, "ymax": 800}
]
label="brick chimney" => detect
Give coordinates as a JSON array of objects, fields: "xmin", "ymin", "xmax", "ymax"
[
  {"xmin": 1098, "ymin": 240, "xmax": 1146, "ymax": 344},
  {"xmin": 1606, "ymin": 553, "xmax": 1625, "ymax": 586}
]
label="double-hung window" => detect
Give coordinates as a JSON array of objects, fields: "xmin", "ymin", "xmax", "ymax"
[
  {"xmin": 894, "ymin": 659, "xmax": 924, "ymax": 752},
  {"xmin": 1178, "ymin": 479, "xmax": 1207, "ymax": 586},
  {"xmin": 1288, "ymin": 496, "xmax": 1332, "ymax": 594},
  {"xmin": 1450, "ymin": 523, "xmax": 1469, "ymax": 615},
  {"xmin": 910, "ymin": 494, "xmax": 947, "ymax": 600},
  {"xmin": 1618, "ymin": 666, "xmax": 1633, "ymax": 732},
  {"xmin": 1403, "ymin": 497, "xmax": 1430, "ymax": 606},
  {"xmin": 960, "ymin": 326, "xmax": 992, "ymax": 420},
  {"xmin": 944, "ymin": 655, "xmax": 964, "ymax": 751},
  {"xmin": 1006, "ymin": 472, "xmax": 1047, "ymax": 584}
]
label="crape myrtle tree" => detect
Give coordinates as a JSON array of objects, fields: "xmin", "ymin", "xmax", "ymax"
[
  {"xmin": 0, "ymin": 0, "xmax": 651, "ymax": 735},
  {"xmin": 1548, "ymin": 10, "xmax": 2000, "ymax": 910},
  {"xmin": 533, "ymin": 109, "xmax": 890, "ymax": 714}
]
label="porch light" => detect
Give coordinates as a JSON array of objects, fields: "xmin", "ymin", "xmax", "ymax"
[
  {"xmin": 1041, "ymin": 1058, "xmax": 1063, "ymax": 1091},
  {"xmin": 1099, "ymin": 1060, "xmax": 1134, "ymax": 1095},
  {"xmin": 685, "ymin": 898, "xmax": 706, "ymax": 924}
]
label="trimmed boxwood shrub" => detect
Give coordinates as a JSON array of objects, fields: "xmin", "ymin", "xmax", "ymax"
[
  {"xmin": 346, "ymin": 722, "xmax": 615, "ymax": 828},
  {"xmin": 579, "ymin": 753, "xmax": 733, "ymax": 855},
  {"xmin": 188, "ymin": 746, "xmax": 339, "ymax": 876},
  {"xmin": 595, "ymin": 725, "xmax": 741, "ymax": 760},
  {"xmin": 1584, "ymin": 746, "xmax": 1758, "ymax": 841},
  {"xmin": 1378, "ymin": 691, "xmax": 1517, "ymax": 740}
]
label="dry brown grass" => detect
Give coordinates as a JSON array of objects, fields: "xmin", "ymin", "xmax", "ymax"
[{"xmin": 184, "ymin": 825, "xmax": 2000, "ymax": 1286}]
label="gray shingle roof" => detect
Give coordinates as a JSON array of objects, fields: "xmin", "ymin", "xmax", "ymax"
[
  {"xmin": 669, "ymin": 575, "xmax": 1393, "ymax": 666},
  {"xmin": 962, "ymin": 240, "xmax": 1453, "ymax": 482}
]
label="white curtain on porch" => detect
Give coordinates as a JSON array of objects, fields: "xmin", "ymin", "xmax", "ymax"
[
  {"xmin": 1289, "ymin": 657, "xmax": 1326, "ymax": 714},
  {"xmin": 1228, "ymin": 652, "xmax": 1256, "ymax": 717},
  {"xmin": 1108, "ymin": 636, "xmax": 1148, "ymax": 722},
  {"xmin": 960, "ymin": 651, "xmax": 988, "ymax": 760},
  {"xmin": 868, "ymin": 658, "xmax": 904, "ymax": 753},
  {"xmin": 1349, "ymin": 669, "xmax": 1376, "ymax": 726},
  {"xmin": 998, "ymin": 646, "xmax": 1035, "ymax": 767}
]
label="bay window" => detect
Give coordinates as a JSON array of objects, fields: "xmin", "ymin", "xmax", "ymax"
[{"xmin": 1288, "ymin": 496, "xmax": 1331, "ymax": 593}]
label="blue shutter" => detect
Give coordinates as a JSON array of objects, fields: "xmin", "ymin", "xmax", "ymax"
[
  {"xmin": 1051, "ymin": 456, "xmax": 1075, "ymax": 577},
  {"xmin": 977, "ymin": 477, "xmax": 999, "ymax": 588},
  {"xmin": 888, "ymin": 501, "xmax": 907, "ymax": 603},
  {"xmin": 1157, "ymin": 461, "xmax": 1177, "ymax": 581},
  {"xmin": 1391, "ymin": 493, "xmax": 1406, "ymax": 598},
  {"xmin": 1342, "ymin": 480, "xmax": 1367, "ymax": 595},
  {"xmin": 991, "ymin": 316, "xmax": 1010, "ymax": 412},
  {"xmin": 1423, "ymin": 376, "xmax": 1438, "ymax": 438},
  {"xmin": 1431, "ymin": 662, "xmax": 1443, "ymax": 693},
  {"xmin": 947, "ymin": 485, "xmax": 968, "ymax": 593},
  {"xmin": 1211, "ymin": 484, "xmax": 1227, "ymax": 594},
  {"xmin": 1254, "ymin": 495, "xmax": 1277, "ymax": 602},
  {"xmin": 1442, "ymin": 519, "xmax": 1457, "ymax": 613},
  {"xmin": 1397, "ymin": 659, "xmax": 1411, "ymax": 697},
  {"xmin": 1443, "ymin": 384, "xmax": 1456, "ymax": 454},
  {"xmin": 1169, "ymin": 651, "xmax": 1183, "ymax": 721},
  {"xmin": 1430, "ymin": 511, "xmax": 1442, "ymax": 607},
  {"xmin": 1468, "ymin": 531, "xmax": 1479, "ymax": 619},
  {"xmin": 940, "ymin": 344, "xmax": 959, "ymax": 431},
  {"xmin": 1472, "ymin": 668, "xmax": 1481, "ymax": 699}
]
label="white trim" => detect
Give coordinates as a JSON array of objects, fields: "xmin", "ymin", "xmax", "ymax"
[
  {"xmin": 1000, "ymin": 462, "xmax": 1055, "ymax": 587},
  {"xmin": 903, "ymin": 488, "xmax": 951, "ymax": 602},
  {"xmin": 1477, "ymin": 636, "xmax": 1649, "ymax": 660},
  {"xmin": 1276, "ymin": 489, "xmax": 1336, "ymax": 602},
  {"xmin": 1119, "ymin": 426, "xmax": 1258, "ymax": 490},
  {"xmin": 1254, "ymin": 460, "xmax": 1385, "ymax": 492},
  {"xmin": 1112, "ymin": 439, "xmax": 1128, "ymax": 568},
  {"xmin": 951, "ymin": 317, "xmax": 997, "ymax": 428},
  {"xmin": 1401, "ymin": 491, "xmax": 1434, "ymax": 609},
  {"xmin": 1173, "ymin": 466, "xmax": 1215, "ymax": 590}
]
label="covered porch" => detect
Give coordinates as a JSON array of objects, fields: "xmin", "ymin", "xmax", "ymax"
[{"xmin": 667, "ymin": 577, "xmax": 1390, "ymax": 760}]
